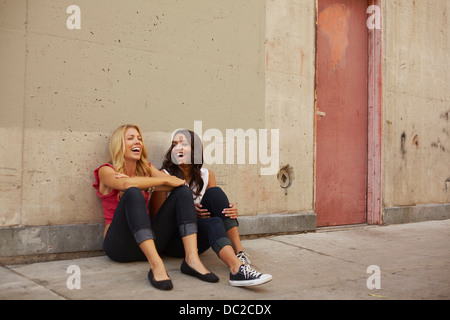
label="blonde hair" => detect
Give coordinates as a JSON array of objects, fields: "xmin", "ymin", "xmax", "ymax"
[{"xmin": 109, "ymin": 124, "xmax": 151, "ymax": 177}]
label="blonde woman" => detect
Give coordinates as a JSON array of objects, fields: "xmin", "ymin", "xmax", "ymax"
[{"xmin": 93, "ymin": 124, "xmax": 218, "ymax": 291}]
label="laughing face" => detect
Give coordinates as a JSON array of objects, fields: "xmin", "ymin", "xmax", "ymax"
[
  {"xmin": 171, "ymin": 132, "xmax": 191, "ymax": 165},
  {"xmin": 123, "ymin": 127, "xmax": 143, "ymax": 162}
]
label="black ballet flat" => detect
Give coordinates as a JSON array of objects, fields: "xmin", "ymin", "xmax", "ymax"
[
  {"xmin": 148, "ymin": 269, "xmax": 173, "ymax": 291},
  {"xmin": 180, "ymin": 259, "xmax": 219, "ymax": 283}
]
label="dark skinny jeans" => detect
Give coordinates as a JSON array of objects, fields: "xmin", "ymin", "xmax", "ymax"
[
  {"xmin": 165, "ymin": 187, "xmax": 239, "ymax": 258},
  {"xmin": 103, "ymin": 186, "xmax": 197, "ymax": 262}
]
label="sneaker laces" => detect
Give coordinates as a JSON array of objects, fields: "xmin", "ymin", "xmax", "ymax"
[
  {"xmin": 241, "ymin": 264, "xmax": 261, "ymax": 279},
  {"xmin": 236, "ymin": 251, "xmax": 252, "ymax": 266}
]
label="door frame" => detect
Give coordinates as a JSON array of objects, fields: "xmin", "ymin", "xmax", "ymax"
[
  {"xmin": 313, "ymin": 0, "xmax": 383, "ymax": 226},
  {"xmin": 366, "ymin": 0, "xmax": 383, "ymax": 225}
]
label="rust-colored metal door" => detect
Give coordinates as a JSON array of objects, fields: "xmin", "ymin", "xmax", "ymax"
[{"xmin": 315, "ymin": 0, "xmax": 368, "ymax": 226}]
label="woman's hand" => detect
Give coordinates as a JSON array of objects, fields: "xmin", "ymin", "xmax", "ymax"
[
  {"xmin": 164, "ymin": 175, "xmax": 186, "ymax": 187},
  {"xmin": 196, "ymin": 202, "xmax": 238, "ymax": 219},
  {"xmin": 222, "ymin": 203, "xmax": 238, "ymax": 219},
  {"xmin": 195, "ymin": 203, "xmax": 210, "ymax": 219}
]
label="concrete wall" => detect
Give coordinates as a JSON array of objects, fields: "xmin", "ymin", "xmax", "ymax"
[
  {"xmin": 382, "ymin": 0, "xmax": 450, "ymax": 222},
  {"xmin": 0, "ymin": 0, "xmax": 316, "ymax": 259},
  {"xmin": 263, "ymin": 0, "xmax": 315, "ymax": 216}
]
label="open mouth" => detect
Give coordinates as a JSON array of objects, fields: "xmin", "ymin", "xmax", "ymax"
[
  {"xmin": 176, "ymin": 152, "xmax": 184, "ymax": 158},
  {"xmin": 131, "ymin": 147, "xmax": 141, "ymax": 153}
]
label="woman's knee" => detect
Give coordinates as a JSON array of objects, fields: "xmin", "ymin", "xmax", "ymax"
[
  {"xmin": 123, "ymin": 186, "xmax": 145, "ymax": 200},
  {"xmin": 201, "ymin": 187, "xmax": 229, "ymax": 217},
  {"xmin": 204, "ymin": 186, "xmax": 226, "ymax": 198},
  {"xmin": 171, "ymin": 185, "xmax": 192, "ymax": 198},
  {"xmin": 203, "ymin": 187, "xmax": 229, "ymax": 204}
]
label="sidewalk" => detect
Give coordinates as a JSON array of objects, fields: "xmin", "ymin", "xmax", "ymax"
[{"xmin": 1, "ymin": 219, "xmax": 449, "ymax": 300}]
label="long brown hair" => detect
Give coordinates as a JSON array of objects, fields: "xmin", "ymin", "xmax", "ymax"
[
  {"xmin": 161, "ymin": 129, "xmax": 204, "ymax": 200},
  {"xmin": 109, "ymin": 124, "xmax": 151, "ymax": 177}
]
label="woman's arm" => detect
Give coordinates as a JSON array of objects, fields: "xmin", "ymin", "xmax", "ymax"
[
  {"xmin": 148, "ymin": 165, "xmax": 182, "ymax": 192},
  {"xmin": 206, "ymin": 169, "xmax": 217, "ymax": 188},
  {"xmin": 98, "ymin": 165, "xmax": 185, "ymax": 192}
]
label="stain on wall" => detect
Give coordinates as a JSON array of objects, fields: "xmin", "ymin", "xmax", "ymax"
[
  {"xmin": 318, "ymin": 4, "xmax": 351, "ymax": 69},
  {"xmin": 384, "ymin": 0, "xmax": 450, "ymax": 206}
]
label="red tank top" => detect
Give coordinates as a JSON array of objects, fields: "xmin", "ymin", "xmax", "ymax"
[{"xmin": 93, "ymin": 163, "xmax": 151, "ymax": 225}]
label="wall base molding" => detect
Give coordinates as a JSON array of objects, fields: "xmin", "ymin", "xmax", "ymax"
[
  {"xmin": 383, "ymin": 203, "xmax": 450, "ymax": 225},
  {"xmin": 0, "ymin": 212, "xmax": 317, "ymax": 264}
]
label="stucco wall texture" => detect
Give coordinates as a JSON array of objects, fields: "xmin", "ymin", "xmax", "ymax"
[{"xmin": 0, "ymin": 0, "xmax": 315, "ymax": 229}]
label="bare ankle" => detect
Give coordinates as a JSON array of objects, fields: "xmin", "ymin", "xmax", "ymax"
[
  {"xmin": 150, "ymin": 262, "xmax": 169, "ymax": 281},
  {"xmin": 184, "ymin": 256, "xmax": 209, "ymax": 274}
]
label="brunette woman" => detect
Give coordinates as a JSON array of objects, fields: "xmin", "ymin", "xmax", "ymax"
[{"xmin": 151, "ymin": 129, "xmax": 272, "ymax": 287}]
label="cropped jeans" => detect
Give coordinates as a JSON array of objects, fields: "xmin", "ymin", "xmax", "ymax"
[
  {"xmin": 103, "ymin": 186, "xmax": 197, "ymax": 262},
  {"xmin": 164, "ymin": 187, "xmax": 239, "ymax": 258}
]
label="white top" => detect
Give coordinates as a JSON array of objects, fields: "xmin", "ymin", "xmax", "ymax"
[{"xmin": 163, "ymin": 168, "xmax": 209, "ymax": 204}]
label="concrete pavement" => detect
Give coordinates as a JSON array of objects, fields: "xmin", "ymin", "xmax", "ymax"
[{"xmin": 1, "ymin": 219, "xmax": 449, "ymax": 300}]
